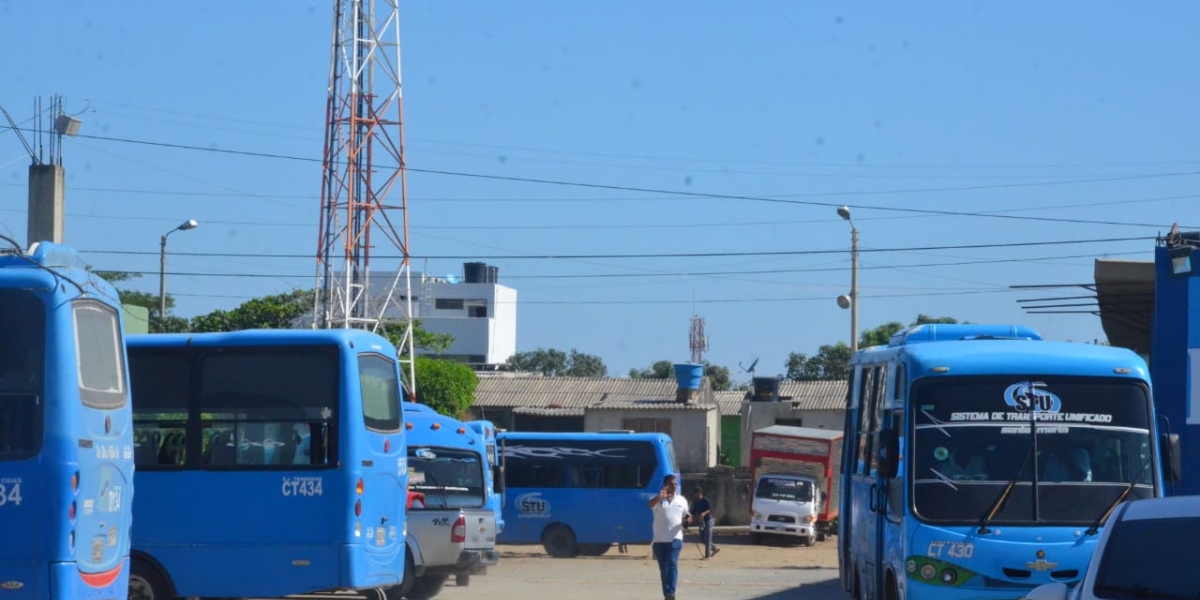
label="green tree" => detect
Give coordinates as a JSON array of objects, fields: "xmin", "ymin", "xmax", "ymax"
[
  {"xmin": 383, "ymin": 321, "xmax": 455, "ymax": 356},
  {"xmin": 785, "ymin": 342, "xmax": 852, "ymax": 381},
  {"xmin": 189, "ymin": 289, "xmax": 314, "ymax": 332},
  {"xmin": 507, "ymin": 348, "xmax": 608, "ymax": 377},
  {"xmin": 90, "ymin": 268, "xmax": 184, "ymax": 333},
  {"xmin": 412, "ymin": 356, "xmax": 478, "ymax": 418},
  {"xmin": 629, "ymin": 359, "xmax": 733, "ymax": 391}
]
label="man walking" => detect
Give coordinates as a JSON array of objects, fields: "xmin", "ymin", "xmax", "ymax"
[
  {"xmin": 690, "ymin": 486, "xmax": 720, "ymax": 559},
  {"xmin": 648, "ymin": 474, "xmax": 690, "ymax": 600}
]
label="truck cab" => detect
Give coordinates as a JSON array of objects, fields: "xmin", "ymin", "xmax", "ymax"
[{"xmin": 750, "ymin": 473, "xmax": 821, "ymax": 546}]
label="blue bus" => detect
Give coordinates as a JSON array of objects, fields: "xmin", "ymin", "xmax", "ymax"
[
  {"xmin": 467, "ymin": 419, "xmax": 505, "ymax": 534},
  {"xmin": 497, "ymin": 431, "xmax": 677, "ymax": 557},
  {"xmin": 0, "ymin": 241, "xmax": 134, "ymax": 600},
  {"xmin": 839, "ymin": 324, "xmax": 1174, "ymax": 600},
  {"xmin": 125, "ymin": 329, "xmax": 408, "ymax": 599},
  {"xmin": 384, "ymin": 403, "xmax": 498, "ymax": 600}
]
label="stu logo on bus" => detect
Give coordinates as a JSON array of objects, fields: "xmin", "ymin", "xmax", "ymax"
[
  {"xmin": 515, "ymin": 492, "xmax": 550, "ymax": 518},
  {"xmin": 1004, "ymin": 382, "xmax": 1062, "ymax": 413}
]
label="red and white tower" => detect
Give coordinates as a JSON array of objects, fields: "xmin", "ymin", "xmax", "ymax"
[{"xmin": 314, "ymin": 0, "xmax": 416, "ymax": 391}]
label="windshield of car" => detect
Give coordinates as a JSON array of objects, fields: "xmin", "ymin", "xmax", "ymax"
[
  {"xmin": 911, "ymin": 376, "xmax": 1155, "ymax": 525},
  {"xmin": 1092, "ymin": 514, "xmax": 1200, "ymax": 600}
]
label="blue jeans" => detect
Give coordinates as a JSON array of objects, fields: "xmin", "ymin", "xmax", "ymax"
[{"xmin": 652, "ymin": 539, "xmax": 682, "ymax": 597}]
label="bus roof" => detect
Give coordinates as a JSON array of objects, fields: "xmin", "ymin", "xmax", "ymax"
[
  {"xmin": 499, "ymin": 431, "xmax": 672, "ymax": 444},
  {"xmin": 857, "ymin": 338, "xmax": 1149, "ymax": 379},
  {"xmin": 0, "ymin": 242, "xmax": 119, "ymax": 300},
  {"xmin": 404, "ymin": 405, "xmax": 482, "ymax": 447},
  {"xmin": 754, "ymin": 425, "xmax": 843, "ymax": 441},
  {"xmin": 127, "ymin": 328, "xmax": 396, "ymax": 351}
]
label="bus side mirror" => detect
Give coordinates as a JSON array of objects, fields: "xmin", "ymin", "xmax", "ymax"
[
  {"xmin": 1161, "ymin": 432, "xmax": 1182, "ymax": 483},
  {"xmin": 877, "ymin": 430, "xmax": 899, "ymax": 480}
]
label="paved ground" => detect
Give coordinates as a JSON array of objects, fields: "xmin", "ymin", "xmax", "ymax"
[{"xmin": 291, "ymin": 533, "xmax": 844, "ymax": 600}]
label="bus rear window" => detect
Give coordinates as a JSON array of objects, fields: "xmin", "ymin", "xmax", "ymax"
[
  {"xmin": 358, "ymin": 354, "xmax": 401, "ymax": 432},
  {"xmin": 0, "ymin": 289, "xmax": 44, "ymax": 458},
  {"xmin": 197, "ymin": 348, "xmax": 338, "ymax": 468},
  {"xmin": 73, "ymin": 300, "xmax": 126, "ymax": 409}
]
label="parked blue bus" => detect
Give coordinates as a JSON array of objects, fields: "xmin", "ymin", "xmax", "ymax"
[
  {"xmin": 125, "ymin": 329, "xmax": 408, "ymax": 599},
  {"xmin": 497, "ymin": 431, "xmax": 677, "ymax": 557},
  {"xmin": 839, "ymin": 324, "xmax": 1174, "ymax": 600},
  {"xmin": 467, "ymin": 419, "xmax": 505, "ymax": 534},
  {"xmin": 0, "ymin": 241, "xmax": 134, "ymax": 600},
  {"xmin": 383, "ymin": 403, "xmax": 498, "ymax": 600}
]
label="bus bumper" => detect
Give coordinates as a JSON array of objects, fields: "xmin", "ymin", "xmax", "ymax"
[{"xmin": 48, "ymin": 557, "xmax": 128, "ymax": 600}]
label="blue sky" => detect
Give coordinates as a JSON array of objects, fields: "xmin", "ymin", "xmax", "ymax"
[{"xmin": 2, "ymin": 2, "xmax": 1197, "ymax": 380}]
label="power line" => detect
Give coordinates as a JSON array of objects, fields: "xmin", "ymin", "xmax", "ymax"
[
  {"xmin": 79, "ymin": 235, "xmax": 1153, "ymax": 261},
  {"xmin": 107, "ymin": 250, "xmax": 1148, "ymax": 281},
  {"xmin": 31, "ymin": 127, "xmax": 1194, "ymax": 228}
]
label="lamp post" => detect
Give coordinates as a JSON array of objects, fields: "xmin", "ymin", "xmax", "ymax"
[
  {"xmin": 836, "ymin": 206, "xmax": 858, "ymax": 353},
  {"xmin": 160, "ymin": 219, "xmax": 198, "ymax": 322}
]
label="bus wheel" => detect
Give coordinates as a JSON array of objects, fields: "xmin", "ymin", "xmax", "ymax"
[
  {"xmin": 455, "ymin": 574, "xmax": 470, "ymax": 586},
  {"xmin": 407, "ymin": 574, "xmax": 448, "ymax": 600},
  {"xmin": 542, "ymin": 524, "xmax": 581, "ymax": 558},
  {"xmin": 128, "ymin": 559, "xmax": 171, "ymax": 600},
  {"xmin": 580, "ymin": 543, "xmax": 612, "ymax": 556}
]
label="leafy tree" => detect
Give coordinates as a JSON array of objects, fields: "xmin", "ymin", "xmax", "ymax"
[
  {"xmin": 190, "ymin": 289, "xmax": 314, "ymax": 332},
  {"xmin": 90, "ymin": 268, "xmax": 183, "ymax": 333},
  {"xmin": 412, "ymin": 356, "xmax": 478, "ymax": 418},
  {"xmin": 507, "ymin": 348, "xmax": 608, "ymax": 377},
  {"xmin": 629, "ymin": 359, "xmax": 733, "ymax": 391},
  {"xmin": 383, "ymin": 321, "xmax": 455, "ymax": 356},
  {"xmin": 785, "ymin": 342, "xmax": 852, "ymax": 381}
]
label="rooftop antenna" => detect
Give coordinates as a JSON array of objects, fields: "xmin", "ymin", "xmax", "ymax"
[{"xmin": 689, "ymin": 311, "xmax": 708, "ymax": 364}]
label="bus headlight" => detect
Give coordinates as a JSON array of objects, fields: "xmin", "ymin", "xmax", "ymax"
[
  {"xmin": 941, "ymin": 569, "xmax": 957, "ymax": 585},
  {"xmin": 920, "ymin": 564, "xmax": 937, "ymax": 580}
]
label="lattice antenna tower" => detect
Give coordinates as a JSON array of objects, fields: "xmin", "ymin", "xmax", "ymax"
[
  {"xmin": 313, "ymin": 0, "xmax": 416, "ymax": 392},
  {"xmin": 689, "ymin": 314, "xmax": 708, "ymax": 364}
]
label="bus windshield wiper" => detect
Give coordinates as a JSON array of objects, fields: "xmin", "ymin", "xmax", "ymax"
[
  {"xmin": 978, "ymin": 445, "xmax": 1033, "ymax": 534},
  {"xmin": 1085, "ymin": 456, "xmax": 1152, "ymax": 536},
  {"xmin": 1092, "ymin": 583, "xmax": 1185, "ymax": 600}
]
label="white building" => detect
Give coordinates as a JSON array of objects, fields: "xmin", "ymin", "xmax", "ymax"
[{"xmin": 414, "ymin": 262, "xmax": 517, "ymax": 366}]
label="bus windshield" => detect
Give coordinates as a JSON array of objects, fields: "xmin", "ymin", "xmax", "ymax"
[
  {"xmin": 408, "ymin": 446, "xmax": 486, "ymax": 509},
  {"xmin": 755, "ymin": 476, "xmax": 814, "ymax": 503},
  {"xmin": 0, "ymin": 289, "xmax": 44, "ymax": 458},
  {"xmin": 911, "ymin": 377, "xmax": 1155, "ymax": 525}
]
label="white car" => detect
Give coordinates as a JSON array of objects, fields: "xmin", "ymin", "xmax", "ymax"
[{"xmin": 1027, "ymin": 495, "xmax": 1200, "ymax": 600}]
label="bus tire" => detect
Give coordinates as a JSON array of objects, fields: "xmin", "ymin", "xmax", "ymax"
[
  {"xmin": 128, "ymin": 558, "xmax": 172, "ymax": 600},
  {"xmin": 455, "ymin": 574, "xmax": 469, "ymax": 586},
  {"xmin": 542, "ymin": 524, "xmax": 581, "ymax": 558},
  {"xmin": 407, "ymin": 574, "xmax": 448, "ymax": 600},
  {"xmin": 579, "ymin": 543, "xmax": 612, "ymax": 556},
  {"xmin": 885, "ymin": 570, "xmax": 900, "ymax": 600}
]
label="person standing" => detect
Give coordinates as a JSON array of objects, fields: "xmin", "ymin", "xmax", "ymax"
[
  {"xmin": 648, "ymin": 474, "xmax": 690, "ymax": 600},
  {"xmin": 689, "ymin": 486, "xmax": 721, "ymax": 559}
]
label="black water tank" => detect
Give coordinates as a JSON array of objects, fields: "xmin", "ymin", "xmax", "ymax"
[
  {"xmin": 752, "ymin": 377, "xmax": 781, "ymax": 402},
  {"xmin": 487, "ymin": 265, "xmax": 499, "ymax": 283},
  {"xmin": 464, "ymin": 262, "xmax": 487, "ymax": 283}
]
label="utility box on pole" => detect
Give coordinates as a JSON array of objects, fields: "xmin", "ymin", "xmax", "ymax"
[{"xmin": 27, "ymin": 164, "xmax": 65, "ymax": 246}]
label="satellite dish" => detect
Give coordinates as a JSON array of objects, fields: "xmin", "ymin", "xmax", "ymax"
[{"xmin": 739, "ymin": 357, "xmax": 760, "ymax": 376}]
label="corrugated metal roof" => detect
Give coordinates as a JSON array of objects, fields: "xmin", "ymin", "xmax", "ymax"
[
  {"xmin": 714, "ymin": 391, "xmax": 747, "ymax": 417},
  {"xmin": 472, "ymin": 376, "xmax": 846, "ymax": 413},
  {"xmin": 512, "ymin": 406, "xmax": 585, "ymax": 416},
  {"xmin": 778, "ymin": 380, "xmax": 847, "ymax": 411},
  {"xmin": 473, "ymin": 376, "xmax": 679, "ymax": 410},
  {"xmin": 588, "ymin": 399, "xmax": 714, "ymax": 412}
]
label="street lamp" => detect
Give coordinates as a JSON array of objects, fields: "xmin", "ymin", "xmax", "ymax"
[
  {"xmin": 836, "ymin": 206, "xmax": 858, "ymax": 353},
  {"xmin": 160, "ymin": 219, "xmax": 198, "ymax": 322}
]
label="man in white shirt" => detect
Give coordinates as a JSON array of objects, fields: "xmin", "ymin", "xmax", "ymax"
[{"xmin": 647, "ymin": 474, "xmax": 690, "ymax": 600}]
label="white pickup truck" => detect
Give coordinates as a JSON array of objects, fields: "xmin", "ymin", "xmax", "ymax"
[{"xmin": 382, "ymin": 446, "xmax": 499, "ymax": 600}]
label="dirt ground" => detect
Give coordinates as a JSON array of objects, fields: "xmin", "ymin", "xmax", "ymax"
[{"xmin": 496, "ymin": 531, "xmax": 840, "ymax": 570}]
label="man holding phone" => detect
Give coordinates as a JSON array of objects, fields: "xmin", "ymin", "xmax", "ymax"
[{"xmin": 647, "ymin": 474, "xmax": 690, "ymax": 600}]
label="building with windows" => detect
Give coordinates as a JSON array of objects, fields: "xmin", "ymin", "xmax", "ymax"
[{"xmin": 414, "ymin": 262, "xmax": 517, "ymax": 366}]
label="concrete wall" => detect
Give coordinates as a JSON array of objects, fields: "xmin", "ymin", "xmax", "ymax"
[
  {"xmin": 584, "ymin": 407, "xmax": 719, "ymax": 472},
  {"xmin": 738, "ymin": 402, "xmax": 846, "ymax": 468},
  {"xmin": 681, "ymin": 468, "xmax": 754, "ymax": 526}
]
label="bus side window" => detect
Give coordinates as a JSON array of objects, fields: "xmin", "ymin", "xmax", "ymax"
[
  {"xmin": 868, "ymin": 366, "xmax": 888, "ymax": 475},
  {"xmin": 855, "ymin": 367, "xmax": 875, "ymax": 475},
  {"xmin": 886, "ymin": 409, "xmax": 904, "ymax": 519}
]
